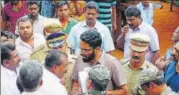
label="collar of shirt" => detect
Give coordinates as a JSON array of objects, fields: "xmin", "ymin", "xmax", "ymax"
[
  {"xmin": 37, "ymin": 14, "xmax": 44, "ymax": 20},
  {"xmin": 17, "ymin": 37, "xmax": 34, "ymax": 49},
  {"xmin": 1, "ymin": 65, "xmax": 18, "ymax": 78},
  {"xmin": 97, "ymin": 52, "xmax": 106, "ymax": 65},
  {"xmin": 81, "ymin": 20, "xmax": 99, "ymax": 30},
  {"xmin": 44, "ymin": 68, "xmax": 61, "ymax": 82},
  {"xmin": 44, "ymin": 44, "xmax": 51, "ymax": 53},
  {"xmin": 161, "ymin": 87, "xmax": 172, "ymax": 95},
  {"xmin": 132, "ymin": 21, "xmax": 145, "ymax": 32},
  {"xmin": 128, "ymin": 60, "xmax": 148, "ymax": 70}
]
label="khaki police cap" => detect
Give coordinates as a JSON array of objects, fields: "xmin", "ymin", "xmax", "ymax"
[
  {"xmin": 43, "ymin": 18, "xmax": 62, "ymax": 34},
  {"xmin": 130, "ymin": 33, "xmax": 150, "ymax": 52}
]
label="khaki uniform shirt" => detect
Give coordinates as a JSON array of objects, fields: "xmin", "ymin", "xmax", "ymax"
[
  {"xmin": 30, "ymin": 44, "xmax": 49, "ymax": 63},
  {"xmin": 122, "ymin": 59, "xmax": 158, "ymax": 95},
  {"xmin": 71, "ymin": 52, "xmax": 127, "ymax": 90},
  {"xmin": 30, "ymin": 44, "xmax": 77, "ymax": 93}
]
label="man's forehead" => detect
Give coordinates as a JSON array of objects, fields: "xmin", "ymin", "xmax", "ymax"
[
  {"xmin": 58, "ymin": 4, "xmax": 69, "ymax": 9},
  {"xmin": 18, "ymin": 21, "xmax": 32, "ymax": 26},
  {"xmin": 28, "ymin": 4, "xmax": 39, "ymax": 8},
  {"xmin": 126, "ymin": 16, "xmax": 137, "ymax": 19},
  {"xmin": 86, "ymin": 8, "xmax": 98, "ymax": 13},
  {"xmin": 80, "ymin": 41, "xmax": 91, "ymax": 47}
]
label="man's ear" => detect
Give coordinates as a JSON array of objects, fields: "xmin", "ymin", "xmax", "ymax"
[
  {"xmin": 3, "ymin": 60, "xmax": 9, "ymax": 67},
  {"xmin": 149, "ymin": 82, "xmax": 156, "ymax": 89},
  {"xmin": 40, "ymin": 80, "xmax": 43, "ymax": 86}
]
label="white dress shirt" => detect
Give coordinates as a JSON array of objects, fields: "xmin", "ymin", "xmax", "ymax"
[
  {"xmin": 15, "ymin": 34, "xmax": 45, "ymax": 61},
  {"xmin": 67, "ymin": 20, "xmax": 115, "ymax": 55},
  {"xmin": 40, "ymin": 68, "xmax": 68, "ymax": 95},
  {"xmin": 124, "ymin": 21, "xmax": 160, "ymax": 61},
  {"xmin": 1, "ymin": 65, "xmax": 20, "ymax": 95},
  {"xmin": 21, "ymin": 68, "xmax": 68, "ymax": 95}
]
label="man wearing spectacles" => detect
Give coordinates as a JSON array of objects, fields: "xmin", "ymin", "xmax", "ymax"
[{"xmin": 71, "ymin": 30, "xmax": 128, "ymax": 95}]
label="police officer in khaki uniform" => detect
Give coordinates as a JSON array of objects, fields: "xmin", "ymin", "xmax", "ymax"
[
  {"xmin": 30, "ymin": 18, "xmax": 77, "ymax": 93},
  {"xmin": 134, "ymin": 68, "xmax": 179, "ymax": 95},
  {"xmin": 122, "ymin": 33, "xmax": 158, "ymax": 95}
]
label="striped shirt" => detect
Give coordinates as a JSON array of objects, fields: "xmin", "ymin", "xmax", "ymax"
[{"xmin": 96, "ymin": 0, "xmax": 116, "ymax": 28}]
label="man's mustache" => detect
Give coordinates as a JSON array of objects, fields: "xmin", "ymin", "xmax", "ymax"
[{"xmin": 132, "ymin": 56, "xmax": 140, "ymax": 60}]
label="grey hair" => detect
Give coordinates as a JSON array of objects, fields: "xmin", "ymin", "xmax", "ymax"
[
  {"xmin": 19, "ymin": 60, "xmax": 43, "ymax": 92},
  {"xmin": 85, "ymin": 1, "xmax": 99, "ymax": 12},
  {"xmin": 45, "ymin": 50, "xmax": 67, "ymax": 68},
  {"xmin": 125, "ymin": 5, "xmax": 141, "ymax": 18}
]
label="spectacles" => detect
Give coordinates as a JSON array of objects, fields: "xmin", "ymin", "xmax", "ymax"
[{"xmin": 80, "ymin": 48, "xmax": 93, "ymax": 52}]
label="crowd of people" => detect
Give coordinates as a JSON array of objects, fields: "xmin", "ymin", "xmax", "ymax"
[{"xmin": 1, "ymin": 0, "xmax": 179, "ymax": 95}]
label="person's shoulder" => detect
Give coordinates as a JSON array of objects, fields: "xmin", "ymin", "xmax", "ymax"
[
  {"xmin": 145, "ymin": 60, "xmax": 158, "ymax": 70},
  {"xmin": 70, "ymin": 21, "xmax": 83, "ymax": 30},
  {"xmin": 3, "ymin": 2, "xmax": 11, "ymax": 9},
  {"xmin": 104, "ymin": 53, "xmax": 117, "ymax": 60},
  {"xmin": 96, "ymin": 20, "xmax": 107, "ymax": 27},
  {"xmin": 70, "ymin": 18, "xmax": 79, "ymax": 23},
  {"xmin": 142, "ymin": 22, "xmax": 156, "ymax": 30},
  {"xmin": 31, "ymin": 45, "xmax": 45, "ymax": 56},
  {"xmin": 163, "ymin": 91, "xmax": 179, "ymax": 95}
]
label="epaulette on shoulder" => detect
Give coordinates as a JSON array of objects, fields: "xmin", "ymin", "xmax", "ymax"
[
  {"xmin": 32, "ymin": 45, "xmax": 45, "ymax": 54},
  {"xmin": 121, "ymin": 59, "xmax": 130, "ymax": 65}
]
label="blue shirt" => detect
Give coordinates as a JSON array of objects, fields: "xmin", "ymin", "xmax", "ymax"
[
  {"xmin": 41, "ymin": 1, "xmax": 54, "ymax": 18},
  {"xmin": 137, "ymin": 2, "xmax": 154, "ymax": 25},
  {"xmin": 96, "ymin": 1, "xmax": 116, "ymax": 29},
  {"xmin": 164, "ymin": 60, "xmax": 179, "ymax": 92}
]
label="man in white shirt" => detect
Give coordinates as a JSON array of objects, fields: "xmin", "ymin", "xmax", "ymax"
[
  {"xmin": 15, "ymin": 1, "xmax": 46, "ymax": 36},
  {"xmin": 67, "ymin": 1, "xmax": 115, "ymax": 55},
  {"xmin": 15, "ymin": 17, "xmax": 45, "ymax": 61},
  {"xmin": 19, "ymin": 60, "xmax": 44, "ymax": 95},
  {"xmin": 44, "ymin": 49, "xmax": 68, "ymax": 94},
  {"xmin": 44, "ymin": 49, "xmax": 68, "ymax": 84},
  {"xmin": 117, "ymin": 5, "xmax": 160, "ymax": 64},
  {"xmin": 1, "ymin": 44, "xmax": 21, "ymax": 95},
  {"xmin": 136, "ymin": 1, "xmax": 154, "ymax": 25},
  {"xmin": 19, "ymin": 60, "xmax": 68, "ymax": 95}
]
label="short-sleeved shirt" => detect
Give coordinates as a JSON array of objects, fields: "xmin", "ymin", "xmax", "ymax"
[
  {"xmin": 67, "ymin": 20, "xmax": 115, "ymax": 55},
  {"xmin": 136, "ymin": 2, "xmax": 154, "ymax": 25},
  {"xmin": 122, "ymin": 59, "xmax": 158, "ymax": 95},
  {"xmin": 71, "ymin": 52, "xmax": 127, "ymax": 90},
  {"xmin": 124, "ymin": 21, "xmax": 160, "ymax": 61},
  {"xmin": 96, "ymin": 0, "xmax": 116, "ymax": 29},
  {"xmin": 2, "ymin": 1, "xmax": 28, "ymax": 33},
  {"xmin": 15, "ymin": 34, "xmax": 46, "ymax": 61}
]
